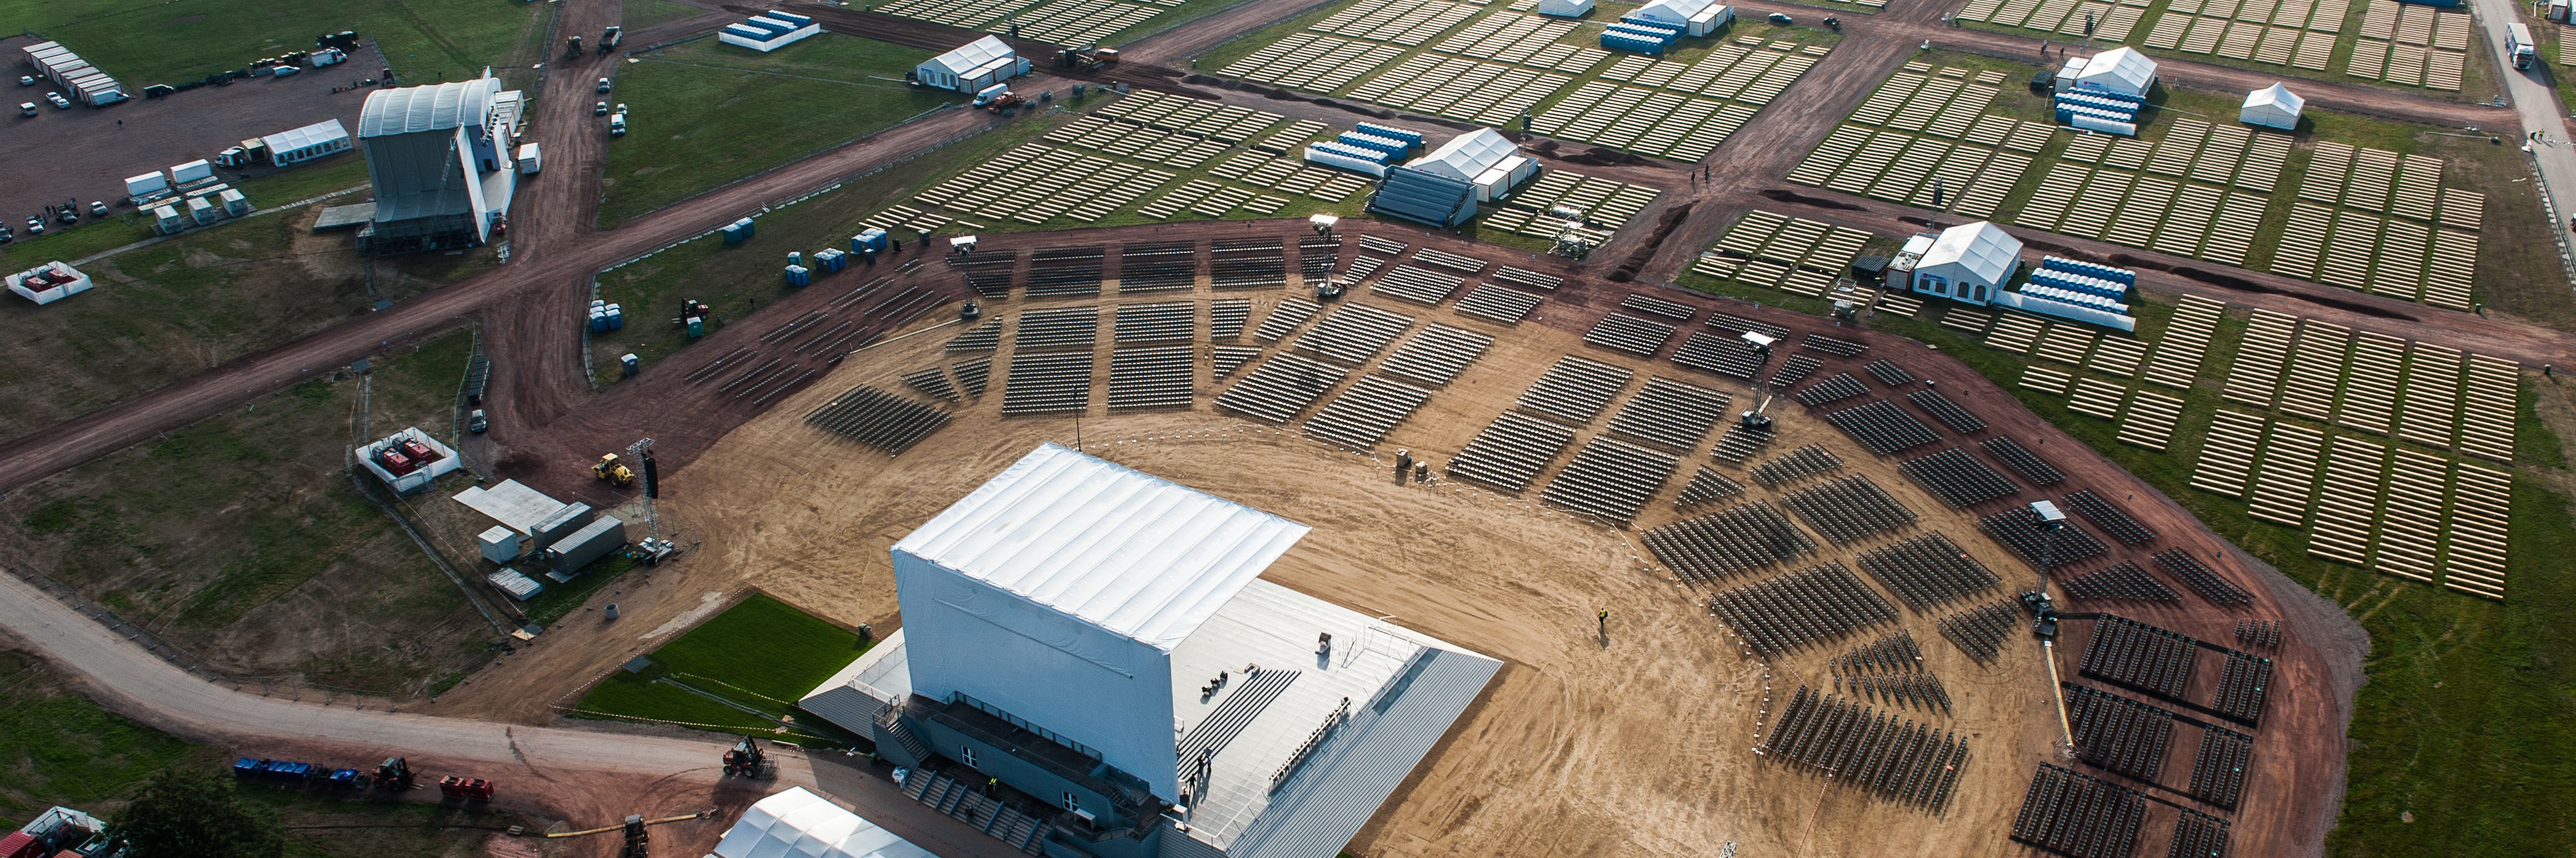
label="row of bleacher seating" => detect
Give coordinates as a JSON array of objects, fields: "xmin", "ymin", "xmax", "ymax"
[
  {"xmin": 1120, "ymin": 241, "xmax": 1197, "ymax": 292},
  {"xmin": 1517, "ymin": 355, "xmax": 1634, "ymax": 425},
  {"xmin": 1711, "ymin": 420, "xmax": 1778, "ymax": 464},
  {"xmin": 1303, "ymin": 374, "xmax": 1432, "ymax": 448},
  {"xmin": 1643, "ymin": 500, "xmax": 1816, "ymax": 583},
  {"xmin": 1981, "ymin": 436, "xmax": 2064, "ymax": 485},
  {"xmin": 1296, "ymin": 234, "xmax": 1339, "ymax": 282},
  {"xmin": 1761, "ymin": 686, "xmax": 1968, "ymax": 813},
  {"xmin": 1936, "ymin": 597, "xmax": 2023, "ymax": 665},
  {"xmin": 1981, "ymin": 506, "xmax": 2108, "ymax": 569},
  {"xmin": 947, "ymin": 317, "xmax": 1004, "ymax": 353},
  {"xmin": 1001, "ymin": 350, "xmax": 1096, "ymax": 415},
  {"xmin": 1028, "ymin": 245, "xmax": 1105, "ymax": 297},
  {"xmin": 1672, "ymin": 331, "xmax": 1770, "ymax": 379},
  {"xmin": 1214, "ymin": 352, "xmax": 1346, "ymax": 423},
  {"xmin": 2064, "ymin": 684, "xmax": 2174, "ymax": 782},
  {"xmin": 1824, "ymin": 400, "xmax": 1942, "ymax": 455},
  {"xmin": 2211, "ymin": 652, "xmax": 2273, "ymax": 726},
  {"xmin": 1211, "ymin": 345, "xmax": 1260, "ymax": 379},
  {"xmin": 1541, "ymin": 436, "xmax": 1681, "ymax": 524},
  {"xmin": 2187, "ymin": 723, "xmax": 2255, "ymax": 809},
  {"xmin": 1803, "ymin": 333, "xmax": 1869, "ymax": 356},
  {"xmin": 1770, "ymin": 353, "xmax": 1824, "ymax": 389},
  {"xmin": 1585, "ymin": 312, "xmax": 1678, "ymax": 356},
  {"xmin": 1855, "ymin": 532, "xmax": 2002, "ymax": 612},
  {"xmin": 1750, "ymin": 443, "xmax": 1843, "ymax": 487},
  {"xmin": 953, "ymin": 356, "xmax": 991, "ymax": 399},
  {"xmin": 1445, "ymin": 410, "xmax": 1577, "ymax": 492},
  {"xmin": 1371, "ymin": 265, "xmax": 1464, "ymax": 305},
  {"xmin": 1292, "ymin": 301, "xmax": 1413, "ymax": 365},
  {"xmin": 1252, "ymin": 298, "xmax": 1321, "ymax": 342},
  {"xmin": 1795, "ymin": 373, "xmax": 1871, "ymax": 406},
  {"xmin": 1708, "ymin": 312, "xmax": 1791, "ymax": 339},
  {"xmin": 1834, "ymin": 668, "xmax": 1953, "ymax": 715},
  {"xmin": 1016, "ymin": 306, "xmax": 1100, "ymax": 350},
  {"xmin": 1106, "ymin": 347, "xmax": 1193, "ymax": 411},
  {"xmin": 806, "ymin": 384, "xmax": 950, "ymax": 454},
  {"xmin": 1210, "ymin": 240, "xmax": 1286, "ymax": 290},
  {"xmin": 1621, "ymin": 292, "xmax": 1696, "ymax": 321},
  {"xmin": 1357, "ymin": 235, "xmax": 1407, "ymax": 255},
  {"xmin": 2056, "ymin": 561, "xmax": 2180, "ymax": 603},
  {"xmin": 2169, "ymin": 808, "xmax": 2234, "ymax": 858},
  {"xmin": 1709, "ymin": 561, "xmax": 1898, "ymax": 657},
  {"xmin": 1492, "ymin": 266, "xmax": 1562, "ymax": 291},
  {"xmin": 902, "ymin": 367, "xmax": 960, "ymax": 404},
  {"xmin": 1905, "ymin": 389, "xmax": 1986, "ymax": 434},
  {"xmin": 1210, "ymin": 299, "xmax": 1251, "ymax": 338},
  {"xmin": 2010, "ymin": 764, "xmax": 2147, "ymax": 858},
  {"xmin": 1675, "ymin": 466, "xmax": 1747, "ymax": 509},
  {"xmin": 1865, "ymin": 359, "xmax": 1915, "ymax": 386},
  {"xmin": 1455, "ymin": 283, "xmax": 1543, "ymax": 325},
  {"xmin": 1835, "ymin": 629, "xmax": 1926, "ymax": 675},
  {"xmin": 1113, "ymin": 301, "xmax": 1196, "ymax": 343},
  {"xmin": 2151, "ymin": 549, "xmax": 2255, "ymax": 606},
  {"xmin": 2079, "ymin": 615, "xmax": 2201, "ymax": 701},
  {"xmin": 2062, "ymin": 490, "xmax": 2155, "ymax": 545},
  {"xmin": 1411, "ymin": 247, "xmax": 1489, "ymax": 273},
  {"xmin": 1605, "ymin": 376, "xmax": 1730, "ymax": 451},
  {"xmin": 957, "ymin": 251, "xmax": 1018, "ymax": 298},
  {"xmin": 1782, "ymin": 474, "xmax": 1919, "ymax": 544},
  {"xmin": 1899, "ymin": 447, "xmax": 2020, "ymax": 508},
  {"xmin": 1377, "ymin": 323, "xmax": 1491, "ymax": 386}
]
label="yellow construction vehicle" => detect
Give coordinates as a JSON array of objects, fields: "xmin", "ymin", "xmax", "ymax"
[{"xmin": 593, "ymin": 453, "xmax": 636, "ymax": 487}]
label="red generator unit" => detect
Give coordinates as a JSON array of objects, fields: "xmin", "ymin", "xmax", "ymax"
[
  {"xmin": 400, "ymin": 438, "xmax": 438, "ymax": 462},
  {"xmin": 377, "ymin": 448, "xmax": 416, "ymax": 475},
  {"xmin": 438, "ymin": 776, "xmax": 494, "ymax": 800}
]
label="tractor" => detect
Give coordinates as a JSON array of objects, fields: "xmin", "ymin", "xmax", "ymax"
[
  {"xmin": 594, "ymin": 453, "xmax": 636, "ymax": 487},
  {"xmin": 375, "ymin": 757, "xmax": 416, "ymax": 792},
  {"xmin": 723, "ymin": 737, "xmax": 776, "ymax": 779}
]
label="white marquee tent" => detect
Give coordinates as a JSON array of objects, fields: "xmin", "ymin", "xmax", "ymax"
[
  {"xmin": 1535, "ymin": 0, "xmax": 1596, "ymax": 15},
  {"xmin": 2240, "ymin": 82, "xmax": 2303, "ymax": 130},
  {"xmin": 2057, "ymin": 46, "xmax": 2158, "ymax": 97},
  {"xmin": 1406, "ymin": 129, "xmax": 1537, "ymax": 201},
  {"xmin": 1632, "ymin": 0, "xmax": 1734, "ymax": 35},
  {"xmin": 710, "ymin": 788, "xmax": 934, "ymax": 858},
  {"xmin": 1909, "ymin": 221, "xmax": 2023, "ymax": 305}
]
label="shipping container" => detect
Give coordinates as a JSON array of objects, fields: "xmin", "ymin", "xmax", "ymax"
[{"xmin": 540, "ymin": 517, "xmax": 629, "ymax": 573}]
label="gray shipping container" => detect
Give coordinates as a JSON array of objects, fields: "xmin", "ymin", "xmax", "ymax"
[
  {"xmin": 528, "ymin": 502, "xmax": 595, "ymax": 552},
  {"xmin": 541, "ymin": 517, "xmax": 628, "ymax": 573}
]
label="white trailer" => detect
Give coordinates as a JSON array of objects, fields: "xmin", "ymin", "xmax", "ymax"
[{"xmin": 2508, "ymin": 23, "xmax": 2536, "ymax": 69}]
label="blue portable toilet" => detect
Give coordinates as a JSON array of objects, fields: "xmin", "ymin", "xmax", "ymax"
[
  {"xmin": 605, "ymin": 303, "xmax": 625, "ymax": 329},
  {"xmin": 785, "ymin": 264, "xmax": 811, "ymax": 286},
  {"xmin": 853, "ymin": 227, "xmax": 889, "ymax": 254},
  {"xmin": 788, "ymin": 251, "xmax": 803, "ymax": 267},
  {"xmin": 621, "ymin": 353, "xmax": 641, "ymax": 376},
  {"xmin": 815, "ymin": 248, "xmax": 847, "ymax": 272},
  {"xmin": 589, "ymin": 306, "xmax": 610, "ymax": 332},
  {"xmin": 722, "ymin": 217, "xmax": 755, "ymax": 244}
]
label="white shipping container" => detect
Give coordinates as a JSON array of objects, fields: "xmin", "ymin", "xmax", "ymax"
[
  {"xmin": 169, "ymin": 159, "xmax": 215, "ymax": 185},
  {"xmin": 125, "ymin": 172, "xmax": 170, "ymax": 197}
]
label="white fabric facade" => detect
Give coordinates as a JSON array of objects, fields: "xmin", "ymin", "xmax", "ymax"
[
  {"xmin": 915, "ymin": 36, "xmax": 1025, "ymax": 92},
  {"xmin": 710, "ymin": 788, "xmax": 934, "ymax": 858},
  {"xmin": 1910, "ymin": 221, "xmax": 2023, "ymax": 304},
  {"xmin": 1409, "ymin": 129, "xmax": 1534, "ymax": 200},
  {"xmin": 2239, "ymin": 83, "xmax": 2302, "ymax": 130},
  {"xmin": 2059, "ymin": 46, "xmax": 2157, "ymax": 97},
  {"xmin": 1633, "ymin": 0, "xmax": 1732, "ymax": 35},
  {"xmin": 893, "ymin": 443, "xmax": 1311, "ymax": 800},
  {"xmin": 1535, "ymin": 0, "xmax": 1595, "ymax": 15}
]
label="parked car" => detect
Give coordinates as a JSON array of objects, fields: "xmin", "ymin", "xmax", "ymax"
[
  {"xmin": 45, "ymin": 92, "xmax": 70, "ymax": 108},
  {"xmin": 17, "ymin": 102, "xmax": 33, "ymax": 117},
  {"xmin": 1766, "ymin": 12, "xmax": 1794, "ymax": 24},
  {"xmin": 89, "ymin": 201, "xmax": 107, "ymax": 216},
  {"xmin": 16, "ymin": 75, "xmax": 32, "ymax": 87},
  {"xmin": 468, "ymin": 409, "xmax": 488, "ymax": 433},
  {"xmin": 609, "ymin": 114, "xmax": 627, "ymax": 136},
  {"xmin": 272, "ymin": 64, "xmax": 302, "ymax": 78},
  {"xmin": 594, "ymin": 100, "xmax": 608, "ymax": 115},
  {"xmin": 25, "ymin": 217, "xmax": 42, "ymax": 235},
  {"xmin": 0, "ymin": 226, "xmax": 13, "ymax": 244},
  {"xmin": 595, "ymin": 77, "xmax": 612, "ymax": 93}
]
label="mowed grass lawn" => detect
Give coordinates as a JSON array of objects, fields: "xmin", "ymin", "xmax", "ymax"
[
  {"xmin": 597, "ymin": 35, "xmax": 960, "ymax": 225},
  {"xmin": 0, "ymin": 0, "xmax": 550, "ymax": 85},
  {"xmin": 573, "ymin": 595, "xmax": 870, "ymax": 736}
]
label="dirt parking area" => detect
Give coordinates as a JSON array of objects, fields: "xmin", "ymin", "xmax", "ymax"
[{"xmin": 0, "ymin": 35, "xmax": 382, "ymax": 243}]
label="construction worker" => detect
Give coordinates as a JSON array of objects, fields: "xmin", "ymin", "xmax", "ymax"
[
  {"xmin": 987, "ymin": 776, "xmax": 999, "ymax": 795},
  {"xmin": 1598, "ymin": 609, "xmax": 1609, "ymax": 636}
]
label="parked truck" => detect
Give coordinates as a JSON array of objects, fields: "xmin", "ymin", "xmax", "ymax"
[{"xmin": 2510, "ymin": 23, "xmax": 2537, "ymax": 69}]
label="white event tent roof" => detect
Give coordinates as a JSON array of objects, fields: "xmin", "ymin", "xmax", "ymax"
[{"xmin": 710, "ymin": 788, "xmax": 933, "ymax": 858}]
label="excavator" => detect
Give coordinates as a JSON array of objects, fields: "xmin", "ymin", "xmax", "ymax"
[{"xmin": 594, "ymin": 453, "xmax": 636, "ymax": 487}]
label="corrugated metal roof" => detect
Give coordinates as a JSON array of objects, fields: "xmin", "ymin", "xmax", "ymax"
[
  {"xmin": 710, "ymin": 787, "xmax": 934, "ymax": 858},
  {"xmin": 359, "ymin": 76, "xmax": 501, "ymax": 138},
  {"xmin": 1220, "ymin": 647, "xmax": 1502, "ymax": 858},
  {"xmin": 263, "ymin": 118, "xmax": 349, "ymax": 153},
  {"xmin": 892, "ymin": 443, "xmax": 1310, "ymax": 651},
  {"xmin": 1919, "ymin": 221, "xmax": 2023, "ymax": 285}
]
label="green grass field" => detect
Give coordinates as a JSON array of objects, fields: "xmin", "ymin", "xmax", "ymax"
[
  {"xmin": 0, "ymin": 650, "xmax": 195, "ymax": 818},
  {"xmin": 2, "ymin": 0, "xmax": 552, "ymax": 86},
  {"xmin": 572, "ymin": 594, "xmax": 870, "ymax": 739},
  {"xmin": 1680, "ymin": 269, "xmax": 2576, "ymax": 857},
  {"xmin": 595, "ymin": 35, "xmax": 960, "ymax": 226}
]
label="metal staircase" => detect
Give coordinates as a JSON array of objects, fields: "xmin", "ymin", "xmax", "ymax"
[{"xmin": 898, "ymin": 771, "xmax": 1055, "ymax": 855}]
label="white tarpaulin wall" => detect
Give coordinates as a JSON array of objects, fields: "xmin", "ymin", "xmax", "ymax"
[
  {"xmin": 710, "ymin": 788, "xmax": 933, "ymax": 858},
  {"xmin": 892, "ymin": 443, "xmax": 1310, "ymax": 798}
]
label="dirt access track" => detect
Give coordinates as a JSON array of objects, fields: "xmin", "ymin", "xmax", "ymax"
[{"xmin": 424, "ymin": 218, "xmax": 2363, "ymax": 857}]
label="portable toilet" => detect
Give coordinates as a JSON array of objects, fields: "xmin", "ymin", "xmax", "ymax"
[
  {"xmin": 788, "ymin": 250, "xmax": 803, "ymax": 267},
  {"xmin": 687, "ymin": 316, "xmax": 706, "ymax": 338},
  {"xmin": 620, "ymin": 353, "xmax": 641, "ymax": 376},
  {"xmin": 605, "ymin": 303, "xmax": 625, "ymax": 329},
  {"xmin": 815, "ymin": 248, "xmax": 846, "ymax": 272},
  {"xmin": 152, "ymin": 204, "xmax": 184, "ymax": 234},
  {"xmin": 218, "ymin": 188, "xmax": 251, "ymax": 216},
  {"xmin": 853, "ymin": 227, "xmax": 889, "ymax": 255},
  {"xmin": 784, "ymin": 264, "xmax": 811, "ymax": 286},
  {"xmin": 185, "ymin": 196, "xmax": 219, "ymax": 225},
  {"xmin": 589, "ymin": 306, "xmax": 610, "ymax": 332}
]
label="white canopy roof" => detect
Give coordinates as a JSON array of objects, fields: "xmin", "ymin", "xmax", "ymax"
[
  {"xmin": 2069, "ymin": 46, "xmax": 2157, "ymax": 95},
  {"xmin": 1918, "ymin": 221, "xmax": 2023, "ymax": 285},
  {"xmin": 923, "ymin": 35, "xmax": 1016, "ymax": 77},
  {"xmin": 2244, "ymin": 82, "xmax": 2303, "ymax": 113},
  {"xmin": 710, "ymin": 788, "xmax": 933, "ymax": 858},
  {"xmin": 359, "ymin": 76, "xmax": 502, "ymax": 138},
  {"xmin": 1636, "ymin": 0, "xmax": 1720, "ymax": 20},
  {"xmin": 1408, "ymin": 128, "xmax": 1519, "ymax": 183},
  {"xmin": 263, "ymin": 118, "xmax": 349, "ymax": 153},
  {"xmin": 891, "ymin": 443, "xmax": 1310, "ymax": 651}
]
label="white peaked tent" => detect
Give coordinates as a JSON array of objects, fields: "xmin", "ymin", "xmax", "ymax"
[
  {"xmin": 1633, "ymin": 0, "xmax": 1734, "ymax": 35},
  {"xmin": 1406, "ymin": 128, "xmax": 1536, "ymax": 201},
  {"xmin": 2059, "ymin": 46, "xmax": 2158, "ymax": 97},
  {"xmin": 710, "ymin": 788, "xmax": 934, "ymax": 858},
  {"xmin": 2240, "ymin": 82, "xmax": 2303, "ymax": 130},
  {"xmin": 1910, "ymin": 221, "xmax": 2023, "ymax": 305},
  {"xmin": 1535, "ymin": 0, "xmax": 1595, "ymax": 15}
]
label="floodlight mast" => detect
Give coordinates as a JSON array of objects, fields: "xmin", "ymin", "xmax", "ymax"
[{"xmin": 2027, "ymin": 500, "xmax": 2075, "ymax": 754}]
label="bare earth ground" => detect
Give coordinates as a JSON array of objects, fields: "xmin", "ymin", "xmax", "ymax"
[{"xmin": 430, "ymin": 222, "xmax": 2357, "ymax": 856}]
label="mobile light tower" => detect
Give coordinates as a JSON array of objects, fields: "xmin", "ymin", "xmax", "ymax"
[{"xmin": 2026, "ymin": 500, "xmax": 2075, "ymax": 755}]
